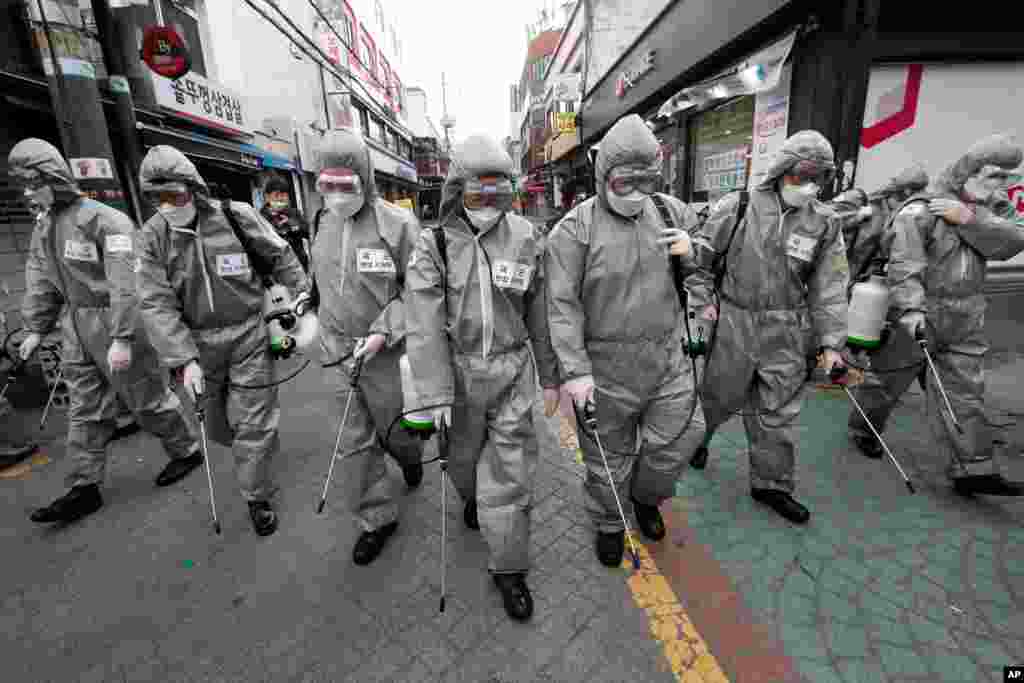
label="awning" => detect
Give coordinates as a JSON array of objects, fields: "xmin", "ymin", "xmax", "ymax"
[{"xmin": 138, "ymin": 123, "xmax": 285, "ymax": 173}]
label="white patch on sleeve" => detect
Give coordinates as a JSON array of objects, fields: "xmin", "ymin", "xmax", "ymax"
[
  {"xmin": 492, "ymin": 260, "xmax": 534, "ymax": 292},
  {"xmin": 357, "ymin": 248, "xmax": 396, "ymax": 274},
  {"xmin": 407, "ymin": 251, "xmax": 418, "ymax": 270},
  {"xmin": 105, "ymin": 234, "xmax": 133, "ymax": 254},
  {"xmin": 786, "ymin": 233, "xmax": 817, "ymax": 263},
  {"xmin": 133, "ymin": 257, "xmax": 142, "ymax": 273},
  {"xmin": 899, "ymin": 203, "xmax": 925, "ymax": 217},
  {"xmin": 216, "ymin": 252, "xmax": 251, "ymax": 277},
  {"xmin": 63, "ymin": 240, "xmax": 99, "ymax": 263}
]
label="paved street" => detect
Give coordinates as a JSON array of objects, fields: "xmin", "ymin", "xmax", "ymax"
[{"xmin": 2, "ymin": 342, "xmax": 1023, "ymax": 682}]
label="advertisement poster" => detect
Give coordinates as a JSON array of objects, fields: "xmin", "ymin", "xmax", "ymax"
[{"xmin": 748, "ymin": 62, "xmax": 792, "ymax": 189}]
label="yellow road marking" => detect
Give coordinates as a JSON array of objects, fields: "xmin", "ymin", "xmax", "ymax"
[
  {"xmin": 0, "ymin": 452, "xmax": 49, "ymax": 480},
  {"xmin": 626, "ymin": 534, "xmax": 730, "ymax": 683}
]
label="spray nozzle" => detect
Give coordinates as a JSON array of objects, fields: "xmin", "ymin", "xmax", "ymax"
[
  {"xmin": 829, "ymin": 364, "xmax": 849, "ymax": 385},
  {"xmin": 685, "ymin": 326, "xmax": 707, "ymax": 358},
  {"xmin": 269, "ymin": 335, "xmax": 296, "ymax": 360}
]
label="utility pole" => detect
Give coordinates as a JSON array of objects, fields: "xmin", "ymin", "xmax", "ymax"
[{"xmin": 30, "ymin": 0, "xmax": 129, "ymax": 215}]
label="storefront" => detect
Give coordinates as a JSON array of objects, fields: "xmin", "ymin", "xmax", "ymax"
[{"xmin": 367, "ymin": 140, "xmax": 419, "ymax": 208}]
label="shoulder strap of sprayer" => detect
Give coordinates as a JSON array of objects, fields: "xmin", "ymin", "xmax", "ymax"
[
  {"xmin": 222, "ymin": 200, "xmax": 274, "ymax": 288},
  {"xmin": 306, "ymin": 208, "xmax": 326, "ymax": 310},
  {"xmin": 853, "ymin": 195, "xmax": 931, "ymax": 284},
  {"xmin": 650, "ymin": 194, "xmax": 688, "ymax": 310},
  {"xmin": 432, "ymin": 225, "xmax": 449, "ymax": 316},
  {"xmin": 714, "ymin": 190, "xmax": 750, "ymax": 292}
]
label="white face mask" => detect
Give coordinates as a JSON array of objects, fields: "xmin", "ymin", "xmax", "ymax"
[
  {"xmin": 159, "ymin": 202, "xmax": 197, "ymax": 228},
  {"xmin": 781, "ymin": 182, "xmax": 820, "ymax": 208},
  {"xmin": 24, "ymin": 185, "xmax": 55, "ymax": 219},
  {"xmin": 465, "ymin": 206, "xmax": 503, "ymax": 230},
  {"xmin": 324, "ymin": 193, "xmax": 364, "ymax": 219},
  {"xmin": 607, "ymin": 191, "xmax": 647, "ymax": 218}
]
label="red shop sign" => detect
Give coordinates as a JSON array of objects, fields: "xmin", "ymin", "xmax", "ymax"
[{"xmin": 141, "ymin": 26, "xmax": 192, "ymax": 80}]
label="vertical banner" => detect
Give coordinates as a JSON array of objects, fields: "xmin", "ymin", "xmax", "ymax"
[{"xmin": 748, "ymin": 63, "xmax": 792, "ymax": 189}]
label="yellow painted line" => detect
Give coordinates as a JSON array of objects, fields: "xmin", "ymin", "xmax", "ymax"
[
  {"xmin": 0, "ymin": 451, "xmax": 49, "ymax": 480},
  {"xmin": 625, "ymin": 534, "xmax": 731, "ymax": 683}
]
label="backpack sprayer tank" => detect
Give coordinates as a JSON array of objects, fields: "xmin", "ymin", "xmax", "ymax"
[
  {"xmin": 263, "ymin": 284, "xmax": 319, "ymax": 359},
  {"xmin": 847, "ymin": 274, "xmax": 889, "ymax": 350},
  {"xmin": 400, "ymin": 354, "xmax": 436, "ymax": 437}
]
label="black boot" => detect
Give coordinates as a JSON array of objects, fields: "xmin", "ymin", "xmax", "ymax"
[
  {"xmin": 248, "ymin": 500, "xmax": 278, "ymax": 537},
  {"xmin": 690, "ymin": 446, "xmax": 709, "ymax": 470},
  {"xmin": 596, "ymin": 531, "xmax": 625, "ymax": 567},
  {"xmin": 0, "ymin": 442, "xmax": 36, "ymax": 468},
  {"xmin": 402, "ymin": 463, "xmax": 424, "ymax": 488},
  {"xmin": 492, "ymin": 573, "xmax": 533, "ymax": 621},
  {"xmin": 353, "ymin": 521, "xmax": 399, "ymax": 565},
  {"xmin": 953, "ymin": 474, "xmax": 1024, "ymax": 497},
  {"xmin": 30, "ymin": 484, "xmax": 103, "ymax": 524},
  {"xmin": 112, "ymin": 421, "xmax": 141, "ymax": 441},
  {"xmin": 851, "ymin": 434, "xmax": 884, "ymax": 460},
  {"xmin": 751, "ymin": 488, "xmax": 810, "ymax": 525},
  {"xmin": 632, "ymin": 498, "xmax": 666, "ymax": 541},
  {"xmin": 463, "ymin": 499, "xmax": 480, "ymax": 530},
  {"xmin": 155, "ymin": 451, "xmax": 204, "ymax": 487}
]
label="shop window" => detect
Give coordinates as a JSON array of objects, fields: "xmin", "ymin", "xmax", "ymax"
[
  {"xmin": 372, "ymin": 116, "xmax": 387, "ymax": 144},
  {"xmin": 352, "ymin": 104, "xmax": 369, "ymax": 138},
  {"xmin": 687, "ymin": 96, "xmax": 755, "ymax": 205}
]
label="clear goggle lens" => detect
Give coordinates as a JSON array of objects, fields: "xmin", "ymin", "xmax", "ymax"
[
  {"xmin": 607, "ymin": 168, "xmax": 660, "ymax": 196},
  {"xmin": 464, "ymin": 179, "xmax": 513, "ymax": 211},
  {"xmin": 317, "ymin": 168, "xmax": 361, "ymax": 195},
  {"xmin": 790, "ymin": 159, "xmax": 836, "ymax": 187}
]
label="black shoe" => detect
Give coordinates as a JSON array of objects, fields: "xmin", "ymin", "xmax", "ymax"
[
  {"xmin": 492, "ymin": 573, "xmax": 533, "ymax": 621},
  {"xmin": 464, "ymin": 499, "xmax": 480, "ymax": 530},
  {"xmin": 112, "ymin": 421, "xmax": 141, "ymax": 441},
  {"xmin": 632, "ymin": 498, "xmax": 666, "ymax": 541},
  {"xmin": 953, "ymin": 474, "xmax": 1024, "ymax": 497},
  {"xmin": 690, "ymin": 446, "xmax": 709, "ymax": 470},
  {"xmin": 852, "ymin": 434, "xmax": 884, "ymax": 460},
  {"xmin": 751, "ymin": 488, "xmax": 810, "ymax": 525},
  {"xmin": 352, "ymin": 521, "xmax": 398, "ymax": 565},
  {"xmin": 596, "ymin": 531, "xmax": 625, "ymax": 567},
  {"xmin": 402, "ymin": 463, "xmax": 424, "ymax": 488},
  {"xmin": 155, "ymin": 451, "xmax": 204, "ymax": 487},
  {"xmin": 0, "ymin": 442, "xmax": 36, "ymax": 468},
  {"xmin": 30, "ymin": 484, "xmax": 103, "ymax": 524},
  {"xmin": 248, "ymin": 500, "xmax": 278, "ymax": 537}
]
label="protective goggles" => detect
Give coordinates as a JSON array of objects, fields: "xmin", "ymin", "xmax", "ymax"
[
  {"xmin": 143, "ymin": 183, "xmax": 191, "ymax": 207},
  {"xmin": 316, "ymin": 168, "xmax": 362, "ymax": 195},
  {"xmin": 464, "ymin": 177, "xmax": 514, "ymax": 211},
  {"xmin": 606, "ymin": 166, "xmax": 661, "ymax": 196},
  {"xmin": 788, "ymin": 158, "xmax": 836, "ymax": 187},
  {"xmin": 10, "ymin": 172, "xmax": 48, "ymax": 193}
]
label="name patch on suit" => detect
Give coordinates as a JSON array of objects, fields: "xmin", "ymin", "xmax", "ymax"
[
  {"xmin": 492, "ymin": 260, "xmax": 533, "ymax": 292},
  {"xmin": 357, "ymin": 248, "xmax": 396, "ymax": 274},
  {"xmin": 105, "ymin": 234, "xmax": 133, "ymax": 254},
  {"xmin": 786, "ymin": 233, "xmax": 817, "ymax": 263},
  {"xmin": 217, "ymin": 253, "xmax": 251, "ymax": 277},
  {"xmin": 63, "ymin": 240, "xmax": 99, "ymax": 263}
]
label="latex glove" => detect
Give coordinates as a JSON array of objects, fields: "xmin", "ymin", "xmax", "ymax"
[
  {"xmin": 821, "ymin": 348, "xmax": 846, "ymax": 373},
  {"xmin": 353, "ymin": 334, "xmax": 387, "ymax": 362},
  {"xmin": 701, "ymin": 304, "xmax": 719, "ymax": 322},
  {"xmin": 19, "ymin": 332, "xmax": 41, "ymax": 361},
  {"xmin": 430, "ymin": 406, "xmax": 452, "ymax": 429},
  {"xmin": 656, "ymin": 228, "xmax": 692, "ymax": 257},
  {"xmin": 564, "ymin": 375, "xmax": 595, "ymax": 409},
  {"xmin": 543, "ymin": 387, "xmax": 560, "ymax": 417},
  {"xmin": 179, "ymin": 360, "xmax": 204, "ymax": 403},
  {"xmin": 107, "ymin": 339, "xmax": 132, "ymax": 372},
  {"xmin": 899, "ymin": 311, "xmax": 926, "ymax": 339},
  {"xmin": 929, "ymin": 198, "xmax": 974, "ymax": 225},
  {"xmin": 857, "ymin": 206, "xmax": 874, "ymax": 220}
]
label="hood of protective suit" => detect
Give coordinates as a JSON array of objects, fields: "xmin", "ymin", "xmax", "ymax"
[
  {"xmin": 315, "ymin": 128, "xmax": 378, "ymax": 208},
  {"xmin": 758, "ymin": 130, "xmax": 835, "ymax": 190},
  {"xmin": 139, "ymin": 144, "xmax": 213, "ymax": 207},
  {"xmin": 7, "ymin": 138, "xmax": 81, "ymax": 196},
  {"xmin": 932, "ymin": 133, "xmax": 1023, "ymax": 195},
  {"xmin": 594, "ymin": 114, "xmax": 659, "ymax": 209},
  {"xmin": 440, "ymin": 134, "xmax": 514, "ymax": 221},
  {"xmin": 868, "ymin": 164, "xmax": 929, "ymax": 202}
]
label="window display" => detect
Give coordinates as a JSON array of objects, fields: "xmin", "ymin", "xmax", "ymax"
[{"xmin": 688, "ymin": 96, "xmax": 754, "ymax": 205}]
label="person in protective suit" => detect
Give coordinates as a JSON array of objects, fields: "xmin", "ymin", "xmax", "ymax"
[
  {"xmin": 830, "ymin": 165, "xmax": 930, "ymax": 292},
  {"xmin": 309, "ymin": 129, "xmax": 425, "ymax": 565},
  {"xmin": 405, "ymin": 134, "xmax": 560, "ymax": 622},
  {"xmin": 546, "ymin": 113, "xmax": 706, "ymax": 567},
  {"xmin": 135, "ymin": 145, "xmax": 310, "ymax": 536},
  {"xmin": 8, "ymin": 138, "xmax": 202, "ymax": 525},
  {"xmin": 260, "ymin": 175, "xmax": 310, "ymax": 273},
  {"xmin": 853, "ymin": 133, "xmax": 1024, "ymax": 497},
  {"xmin": 686, "ymin": 131, "xmax": 849, "ymax": 524}
]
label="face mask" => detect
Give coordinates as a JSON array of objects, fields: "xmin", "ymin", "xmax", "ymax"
[
  {"xmin": 324, "ymin": 193, "xmax": 364, "ymax": 219},
  {"xmin": 24, "ymin": 185, "xmax": 55, "ymax": 219},
  {"xmin": 781, "ymin": 182, "xmax": 819, "ymax": 208},
  {"xmin": 606, "ymin": 191, "xmax": 647, "ymax": 218},
  {"xmin": 465, "ymin": 206, "xmax": 503, "ymax": 230},
  {"xmin": 159, "ymin": 202, "xmax": 197, "ymax": 228},
  {"xmin": 963, "ymin": 174, "xmax": 1003, "ymax": 204}
]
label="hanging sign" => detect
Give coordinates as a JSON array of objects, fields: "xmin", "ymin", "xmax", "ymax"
[{"xmin": 141, "ymin": 26, "xmax": 191, "ymax": 80}]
